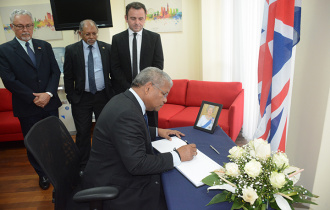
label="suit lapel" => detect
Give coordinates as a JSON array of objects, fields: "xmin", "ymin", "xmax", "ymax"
[
  {"xmin": 32, "ymin": 39, "xmax": 42, "ymax": 69},
  {"xmin": 140, "ymin": 30, "xmax": 150, "ymax": 69},
  {"xmin": 77, "ymin": 41, "xmax": 86, "ymax": 80},
  {"xmin": 97, "ymin": 41, "xmax": 109, "ymax": 82},
  {"xmin": 123, "ymin": 90, "xmax": 153, "ymax": 152},
  {"xmin": 12, "ymin": 38, "xmax": 36, "ymax": 69}
]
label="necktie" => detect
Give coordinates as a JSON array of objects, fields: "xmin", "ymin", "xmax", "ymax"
[
  {"xmin": 25, "ymin": 42, "xmax": 36, "ymax": 67},
  {"xmin": 132, "ymin": 33, "xmax": 138, "ymax": 80},
  {"xmin": 88, "ymin": 45, "xmax": 97, "ymax": 94},
  {"xmin": 143, "ymin": 113, "xmax": 150, "ymax": 136}
]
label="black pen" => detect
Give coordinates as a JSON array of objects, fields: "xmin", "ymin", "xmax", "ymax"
[{"xmin": 184, "ymin": 140, "xmax": 189, "ymax": 144}]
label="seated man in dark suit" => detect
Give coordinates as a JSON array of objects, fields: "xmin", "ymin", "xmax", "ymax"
[{"xmin": 83, "ymin": 67, "xmax": 197, "ymax": 210}]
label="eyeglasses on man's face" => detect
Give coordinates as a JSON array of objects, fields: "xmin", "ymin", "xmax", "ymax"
[
  {"xmin": 152, "ymin": 83, "xmax": 169, "ymax": 98},
  {"xmin": 83, "ymin": 32, "xmax": 98, "ymax": 37},
  {"xmin": 13, "ymin": 24, "xmax": 34, "ymax": 30}
]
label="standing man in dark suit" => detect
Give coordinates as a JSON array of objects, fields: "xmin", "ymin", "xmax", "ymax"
[
  {"xmin": 111, "ymin": 1, "xmax": 164, "ymax": 127},
  {"xmin": 0, "ymin": 9, "xmax": 62, "ymax": 190},
  {"xmin": 64, "ymin": 19, "xmax": 114, "ymax": 171},
  {"xmin": 83, "ymin": 67, "xmax": 197, "ymax": 210}
]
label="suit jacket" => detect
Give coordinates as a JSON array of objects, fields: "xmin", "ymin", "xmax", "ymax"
[
  {"xmin": 83, "ymin": 90, "xmax": 173, "ymax": 210},
  {"xmin": 63, "ymin": 40, "xmax": 114, "ymax": 104},
  {"xmin": 111, "ymin": 29, "xmax": 164, "ymax": 94},
  {"xmin": 0, "ymin": 38, "xmax": 61, "ymax": 117}
]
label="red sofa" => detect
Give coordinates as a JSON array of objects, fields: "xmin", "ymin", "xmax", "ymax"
[
  {"xmin": 158, "ymin": 80, "xmax": 244, "ymax": 141},
  {"xmin": 0, "ymin": 88, "xmax": 24, "ymax": 142}
]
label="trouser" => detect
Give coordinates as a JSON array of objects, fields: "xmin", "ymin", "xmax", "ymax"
[{"xmin": 71, "ymin": 90, "xmax": 109, "ymax": 169}]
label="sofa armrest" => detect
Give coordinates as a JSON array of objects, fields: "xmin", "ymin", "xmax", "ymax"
[{"xmin": 228, "ymin": 89, "xmax": 244, "ymax": 141}]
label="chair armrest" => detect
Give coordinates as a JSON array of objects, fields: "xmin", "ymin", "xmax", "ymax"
[
  {"xmin": 228, "ymin": 89, "xmax": 244, "ymax": 141},
  {"xmin": 73, "ymin": 186, "xmax": 119, "ymax": 203}
]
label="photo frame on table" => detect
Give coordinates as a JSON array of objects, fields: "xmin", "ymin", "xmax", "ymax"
[{"xmin": 194, "ymin": 101, "xmax": 223, "ymax": 134}]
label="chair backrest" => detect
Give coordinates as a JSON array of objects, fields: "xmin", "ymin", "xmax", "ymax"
[{"xmin": 24, "ymin": 116, "xmax": 81, "ymax": 210}]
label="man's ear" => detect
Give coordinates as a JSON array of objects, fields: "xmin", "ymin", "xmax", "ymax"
[{"xmin": 144, "ymin": 82, "xmax": 153, "ymax": 95}]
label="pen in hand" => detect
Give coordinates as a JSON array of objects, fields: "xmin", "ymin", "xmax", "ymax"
[{"xmin": 210, "ymin": 145, "xmax": 220, "ymax": 155}]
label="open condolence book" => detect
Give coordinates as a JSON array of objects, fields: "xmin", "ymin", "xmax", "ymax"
[{"xmin": 152, "ymin": 137, "xmax": 221, "ymax": 187}]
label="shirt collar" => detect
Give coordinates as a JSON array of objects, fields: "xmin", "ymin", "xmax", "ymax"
[
  {"xmin": 129, "ymin": 88, "xmax": 146, "ymax": 115},
  {"xmin": 128, "ymin": 28, "xmax": 143, "ymax": 36},
  {"xmin": 16, "ymin": 37, "xmax": 33, "ymax": 47},
  {"xmin": 82, "ymin": 40, "xmax": 98, "ymax": 50}
]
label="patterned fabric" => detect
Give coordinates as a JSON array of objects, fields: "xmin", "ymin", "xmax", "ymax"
[{"xmin": 254, "ymin": 0, "xmax": 301, "ymax": 152}]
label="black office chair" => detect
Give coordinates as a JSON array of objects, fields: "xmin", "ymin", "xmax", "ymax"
[{"xmin": 24, "ymin": 116, "xmax": 118, "ymax": 210}]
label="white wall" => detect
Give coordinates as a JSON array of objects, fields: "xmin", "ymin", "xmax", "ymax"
[
  {"xmin": 0, "ymin": 0, "xmax": 202, "ymax": 88},
  {"xmin": 286, "ymin": 0, "xmax": 330, "ymax": 209}
]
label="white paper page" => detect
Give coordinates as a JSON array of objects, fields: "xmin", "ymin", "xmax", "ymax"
[{"xmin": 152, "ymin": 137, "xmax": 222, "ymax": 187}]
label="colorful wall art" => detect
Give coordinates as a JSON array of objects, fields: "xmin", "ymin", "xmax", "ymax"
[{"xmin": 0, "ymin": 4, "xmax": 62, "ymax": 41}]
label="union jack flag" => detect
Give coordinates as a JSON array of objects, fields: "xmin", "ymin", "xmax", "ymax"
[{"xmin": 254, "ymin": 0, "xmax": 301, "ymax": 152}]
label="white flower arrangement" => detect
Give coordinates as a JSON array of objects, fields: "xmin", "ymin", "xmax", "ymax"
[{"xmin": 202, "ymin": 138, "xmax": 318, "ymax": 210}]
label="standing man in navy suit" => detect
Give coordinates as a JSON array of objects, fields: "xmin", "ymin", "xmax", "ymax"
[
  {"xmin": 0, "ymin": 9, "xmax": 62, "ymax": 190},
  {"xmin": 111, "ymin": 1, "xmax": 164, "ymax": 127},
  {"xmin": 64, "ymin": 20, "xmax": 114, "ymax": 172}
]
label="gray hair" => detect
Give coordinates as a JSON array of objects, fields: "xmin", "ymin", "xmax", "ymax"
[
  {"xmin": 131, "ymin": 67, "xmax": 173, "ymax": 88},
  {"xmin": 79, "ymin": 19, "xmax": 98, "ymax": 32},
  {"xmin": 10, "ymin": 9, "xmax": 33, "ymax": 24}
]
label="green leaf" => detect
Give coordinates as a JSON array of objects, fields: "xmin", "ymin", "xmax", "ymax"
[
  {"xmin": 231, "ymin": 198, "xmax": 244, "ymax": 210},
  {"xmin": 202, "ymin": 173, "xmax": 220, "ymax": 186},
  {"xmin": 291, "ymin": 195, "xmax": 318, "ymax": 205},
  {"xmin": 207, "ymin": 191, "xmax": 230, "ymax": 206}
]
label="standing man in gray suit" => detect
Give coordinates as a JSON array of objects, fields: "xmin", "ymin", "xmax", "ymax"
[
  {"xmin": 111, "ymin": 1, "xmax": 164, "ymax": 127},
  {"xmin": 64, "ymin": 19, "xmax": 114, "ymax": 172}
]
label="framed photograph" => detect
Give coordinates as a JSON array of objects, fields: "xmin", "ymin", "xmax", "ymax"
[{"xmin": 194, "ymin": 101, "xmax": 223, "ymax": 134}]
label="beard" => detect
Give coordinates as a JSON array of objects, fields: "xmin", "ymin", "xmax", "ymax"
[{"xmin": 20, "ymin": 32, "xmax": 31, "ymax": 41}]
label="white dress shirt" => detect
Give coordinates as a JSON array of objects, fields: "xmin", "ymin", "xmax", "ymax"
[
  {"xmin": 128, "ymin": 28, "xmax": 142, "ymax": 74},
  {"xmin": 82, "ymin": 40, "xmax": 105, "ymax": 92}
]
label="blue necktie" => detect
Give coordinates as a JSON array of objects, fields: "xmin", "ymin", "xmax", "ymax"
[
  {"xmin": 132, "ymin": 33, "xmax": 138, "ymax": 80},
  {"xmin": 143, "ymin": 113, "xmax": 150, "ymax": 136},
  {"xmin": 88, "ymin": 45, "xmax": 97, "ymax": 94},
  {"xmin": 25, "ymin": 42, "xmax": 36, "ymax": 67}
]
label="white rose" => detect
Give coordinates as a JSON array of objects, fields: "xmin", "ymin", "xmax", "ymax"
[
  {"xmin": 242, "ymin": 187, "xmax": 258, "ymax": 205},
  {"xmin": 273, "ymin": 152, "xmax": 289, "ymax": 169},
  {"xmin": 228, "ymin": 146, "xmax": 245, "ymax": 159},
  {"xmin": 225, "ymin": 162, "xmax": 240, "ymax": 177},
  {"xmin": 253, "ymin": 139, "xmax": 271, "ymax": 159},
  {"xmin": 244, "ymin": 159, "xmax": 262, "ymax": 178},
  {"xmin": 270, "ymin": 172, "xmax": 286, "ymax": 189},
  {"xmin": 249, "ymin": 138, "xmax": 264, "ymax": 150}
]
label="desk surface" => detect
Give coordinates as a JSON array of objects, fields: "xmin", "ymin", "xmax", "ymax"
[{"xmin": 161, "ymin": 126, "xmax": 236, "ymax": 210}]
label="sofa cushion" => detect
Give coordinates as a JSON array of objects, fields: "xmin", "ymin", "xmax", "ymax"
[
  {"xmin": 0, "ymin": 89, "xmax": 13, "ymax": 111},
  {"xmin": 167, "ymin": 107, "xmax": 200, "ymax": 128},
  {"xmin": 158, "ymin": 104, "xmax": 186, "ymax": 128},
  {"xmin": 185, "ymin": 80, "xmax": 242, "ymax": 109},
  {"xmin": 0, "ymin": 112, "xmax": 22, "ymax": 134},
  {"xmin": 166, "ymin": 79, "xmax": 188, "ymax": 106}
]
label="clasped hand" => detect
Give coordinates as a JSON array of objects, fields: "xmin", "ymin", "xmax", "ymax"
[{"xmin": 33, "ymin": 92, "xmax": 50, "ymax": 108}]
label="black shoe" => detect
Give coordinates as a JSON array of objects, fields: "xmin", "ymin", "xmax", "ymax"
[{"xmin": 39, "ymin": 176, "xmax": 50, "ymax": 190}]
